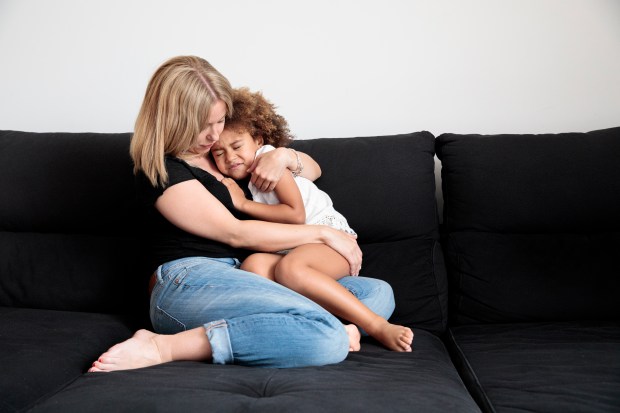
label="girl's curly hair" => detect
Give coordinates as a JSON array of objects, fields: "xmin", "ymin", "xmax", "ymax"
[{"xmin": 225, "ymin": 87, "xmax": 294, "ymax": 147}]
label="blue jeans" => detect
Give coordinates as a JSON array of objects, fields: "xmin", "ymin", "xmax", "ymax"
[{"xmin": 150, "ymin": 257, "xmax": 395, "ymax": 368}]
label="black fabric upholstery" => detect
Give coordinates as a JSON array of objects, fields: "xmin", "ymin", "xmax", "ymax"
[
  {"xmin": 1, "ymin": 130, "xmax": 477, "ymax": 413},
  {"xmin": 0, "ymin": 307, "xmax": 134, "ymax": 413},
  {"xmin": 437, "ymin": 127, "xmax": 620, "ymax": 413},
  {"xmin": 0, "ymin": 131, "xmax": 150, "ymax": 317},
  {"xmin": 447, "ymin": 322, "xmax": 620, "ymax": 413},
  {"xmin": 443, "ymin": 232, "xmax": 620, "ymax": 324},
  {"xmin": 31, "ymin": 331, "xmax": 481, "ymax": 413},
  {"xmin": 436, "ymin": 127, "xmax": 620, "ymax": 324},
  {"xmin": 293, "ymin": 133, "xmax": 447, "ymax": 334},
  {"xmin": 436, "ymin": 127, "xmax": 620, "ymax": 233},
  {"xmin": 5, "ymin": 125, "xmax": 618, "ymax": 412},
  {"xmin": 293, "ymin": 133, "xmax": 439, "ymax": 242}
]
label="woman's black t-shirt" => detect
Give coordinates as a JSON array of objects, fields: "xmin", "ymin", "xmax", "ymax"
[{"xmin": 136, "ymin": 156, "xmax": 252, "ymax": 273}]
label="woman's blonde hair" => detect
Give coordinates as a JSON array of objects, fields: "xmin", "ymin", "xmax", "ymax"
[{"xmin": 130, "ymin": 56, "xmax": 233, "ymax": 187}]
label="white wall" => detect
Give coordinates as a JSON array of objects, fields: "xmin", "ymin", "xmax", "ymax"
[{"xmin": 1, "ymin": 0, "xmax": 619, "ymax": 138}]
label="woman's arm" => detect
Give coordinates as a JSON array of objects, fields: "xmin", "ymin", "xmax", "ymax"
[
  {"xmin": 248, "ymin": 147, "xmax": 321, "ymax": 192},
  {"xmin": 156, "ymin": 179, "xmax": 361, "ymax": 275},
  {"xmin": 221, "ymin": 173, "xmax": 306, "ymax": 224}
]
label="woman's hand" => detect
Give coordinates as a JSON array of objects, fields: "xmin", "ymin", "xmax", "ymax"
[
  {"xmin": 247, "ymin": 148, "xmax": 288, "ymax": 192},
  {"xmin": 322, "ymin": 227, "xmax": 362, "ymax": 276},
  {"xmin": 247, "ymin": 147, "xmax": 322, "ymax": 192}
]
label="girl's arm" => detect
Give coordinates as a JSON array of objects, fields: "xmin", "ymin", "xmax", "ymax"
[
  {"xmin": 155, "ymin": 179, "xmax": 361, "ymax": 275},
  {"xmin": 248, "ymin": 148, "xmax": 321, "ymax": 192},
  {"xmin": 221, "ymin": 172, "xmax": 306, "ymax": 224}
]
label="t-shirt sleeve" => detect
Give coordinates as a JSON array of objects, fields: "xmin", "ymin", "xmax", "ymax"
[
  {"xmin": 136, "ymin": 157, "xmax": 196, "ymax": 207},
  {"xmin": 166, "ymin": 157, "xmax": 197, "ymax": 187}
]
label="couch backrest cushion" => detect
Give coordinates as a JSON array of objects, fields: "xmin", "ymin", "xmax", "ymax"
[
  {"xmin": 293, "ymin": 132, "xmax": 448, "ymax": 334},
  {"xmin": 436, "ymin": 126, "xmax": 620, "ymax": 324},
  {"xmin": 1, "ymin": 130, "xmax": 446, "ymax": 334},
  {"xmin": 0, "ymin": 131, "xmax": 149, "ymax": 317}
]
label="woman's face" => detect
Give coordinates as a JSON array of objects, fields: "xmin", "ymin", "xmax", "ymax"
[{"xmin": 188, "ymin": 99, "xmax": 228, "ymax": 156}]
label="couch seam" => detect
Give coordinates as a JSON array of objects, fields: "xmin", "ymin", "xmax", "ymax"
[
  {"xmin": 432, "ymin": 239, "xmax": 447, "ymax": 333},
  {"xmin": 446, "ymin": 328, "xmax": 496, "ymax": 413}
]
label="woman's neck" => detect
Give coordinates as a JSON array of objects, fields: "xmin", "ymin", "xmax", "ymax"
[{"xmin": 181, "ymin": 152, "xmax": 225, "ymax": 181}]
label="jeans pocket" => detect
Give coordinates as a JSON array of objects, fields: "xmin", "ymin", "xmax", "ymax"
[{"xmin": 153, "ymin": 305, "xmax": 186, "ymax": 334}]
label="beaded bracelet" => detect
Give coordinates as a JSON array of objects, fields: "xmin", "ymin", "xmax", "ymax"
[{"xmin": 290, "ymin": 148, "xmax": 304, "ymax": 177}]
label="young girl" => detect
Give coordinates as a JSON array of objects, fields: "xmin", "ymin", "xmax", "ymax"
[{"xmin": 212, "ymin": 87, "xmax": 414, "ymax": 352}]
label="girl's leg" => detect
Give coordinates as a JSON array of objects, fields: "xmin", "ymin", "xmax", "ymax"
[
  {"xmin": 149, "ymin": 257, "xmax": 351, "ymax": 367},
  {"xmin": 240, "ymin": 252, "xmax": 361, "ymax": 352},
  {"xmin": 275, "ymin": 245, "xmax": 413, "ymax": 352},
  {"xmin": 240, "ymin": 252, "xmax": 282, "ymax": 281},
  {"xmin": 337, "ymin": 276, "xmax": 395, "ymax": 321}
]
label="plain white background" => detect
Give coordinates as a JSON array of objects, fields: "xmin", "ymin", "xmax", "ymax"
[{"xmin": 1, "ymin": 0, "xmax": 619, "ymax": 138}]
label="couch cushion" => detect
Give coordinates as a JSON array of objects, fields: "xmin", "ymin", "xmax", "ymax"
[
  {"xmin": 0, "ymin": 306, "xmax": 134, "ymax": 413},
  {"xmin": 436, "ymin": 127, "xmax": 620, "ymax": 324},
  {"xmin": 293, "ymin": 132, "xmax": 447, "ymax": 334},
  {"xmin": 294, "ymin": 133, "xmax": 439, "ymax": 242},
  {"xmin": 29, "ymin": 330, "xmax": 481, "ymax": 413},
  {"xmin": 436, "ymin": 127, "xmax": 620, "ymax": 233},
  {"xmin": 1, "ymin": 130, "xmax": 445, "ymax": 334},
  {"xmin": 0, "ymin": 130, "xmax": 150, "ymax": 317},
  {"xmin": 447, "ymin": 322, "xmax": 620, "ymax": 413}
]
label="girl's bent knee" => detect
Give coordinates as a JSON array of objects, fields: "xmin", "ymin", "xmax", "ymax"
[{"xmin": 274, "ymin": 257, "xmax": 304, "ymax": 286}]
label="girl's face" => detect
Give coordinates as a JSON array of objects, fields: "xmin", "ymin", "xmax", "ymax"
[
  {"xmin": 211, "ymin": 128, "xmax": 262, "ymax": 180},
  {"xmin": 187, "ymin": 99, "xmax": 227, "ymax": 156}
]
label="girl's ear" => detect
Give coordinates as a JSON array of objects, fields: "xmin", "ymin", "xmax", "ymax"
[{"xmin": 256, "ymin": 136, "xmax": 264, "ymax": 147}]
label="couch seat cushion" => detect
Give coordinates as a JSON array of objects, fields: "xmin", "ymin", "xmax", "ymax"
[
  {"xmin": 29, "ymin": 330, "xmax": 480, "ymax": 413},
  {"xmin": 0, "ymin": 307, "xmax": 134, "ymax": 413},
  {"xmin": 447, "ymin": 321, "xmax": 620, "ymax": 413}
]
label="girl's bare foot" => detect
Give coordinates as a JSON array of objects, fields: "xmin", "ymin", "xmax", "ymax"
[
  {"xmin": 88, "ymin": 329, "xmax": 167, "ymax": 372},
  {"xmin": 368, "ymin": 320, "xmax": 414, "ymax": 352},
  {"xmin": 344, "ymin": 324, "xmax": 361, "ymax": 352}
]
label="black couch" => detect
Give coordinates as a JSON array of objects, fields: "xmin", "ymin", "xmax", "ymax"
[{"xmin": 1, "ymin": 127, "xmax": 618, "ymax": 413}]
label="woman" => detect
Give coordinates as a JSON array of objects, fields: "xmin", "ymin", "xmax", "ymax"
[{"xmin": 89, "ymin": 55, "xmax": 396, "ymax": 372}]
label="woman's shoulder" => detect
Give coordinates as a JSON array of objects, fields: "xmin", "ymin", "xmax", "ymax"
[
  {"xmin": 166, "ymin": 155, "xmax": 221, "ymax": 189},
  {"xmin": 165, "ymin": 155, "xmax": 187, "ymax": 169},
  {"xmin": 165, "ymin": 156, "xmax": 200, "ymax": 185}
]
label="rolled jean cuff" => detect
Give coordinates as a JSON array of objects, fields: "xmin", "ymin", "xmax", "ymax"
[{"xmin": 204, "ymin": 320, "xmax": 234, "ymax": 365}]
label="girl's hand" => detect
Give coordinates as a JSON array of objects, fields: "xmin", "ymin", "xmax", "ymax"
[
  {"xmin": 220, "ymin": 178, "xmax": 248, "ymax": 210},
  {"xmin": 323, "ymin": 228, "xmax": 362, "ymax": 276}
]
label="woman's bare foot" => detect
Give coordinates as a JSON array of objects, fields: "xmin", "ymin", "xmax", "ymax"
[
  {"xmin": 367, "ymin": 320, "xmax": 414, "ymax": 352},
  {"xmin": 88, "ymin": 329, "xmax": 167, "ymax": 372},
  {"xmin": 344, "ymin": 324, "xmax": 361, "ymax": 352}
]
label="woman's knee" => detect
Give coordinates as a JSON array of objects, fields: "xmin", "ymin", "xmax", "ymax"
[
  {"xmin": 306, "ymin": 323, "xmax": 349, "ymax": 366},
  {"xmin": 375, "ymin": 278, "xmax": 395, "ymax": 302},
  {"xmin": 340, "ymin": 276, "xmax": 396, "ymax": 319},
  {"xmin": 367, "ymin": 278, "xmax": 395, "ymax": 315}
]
